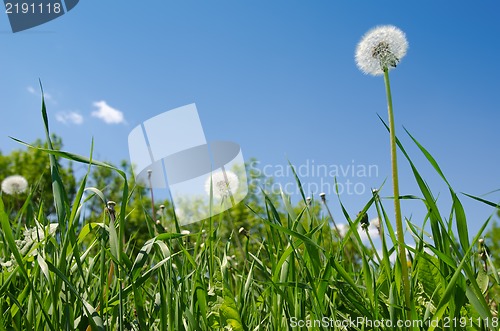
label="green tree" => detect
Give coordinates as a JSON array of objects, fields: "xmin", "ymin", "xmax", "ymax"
[
  {"xmin": 484, "ymin": 218, "xmax": 500, "ymax": 269},
  {"xmin": 0, "ymin": 135, "xmax": 77, "ymax": 222}
]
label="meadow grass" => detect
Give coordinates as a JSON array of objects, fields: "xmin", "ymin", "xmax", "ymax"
[{"xmin": 0, "ymin": 95, "xmax": 499, "ymax": 331}]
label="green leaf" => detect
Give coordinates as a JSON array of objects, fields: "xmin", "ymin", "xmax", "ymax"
[
  {"xmin": 108, "ymin": 215, "xmax": 120, "ymax": 263},
  {"xmin": 417, "ymin": 253, "xmax": 444, "ymax": 303},
  {"xmin": 77, "ymin": 223, "xmax": 103, "ymax": 244},
  {"xmin": 130, "ymin": 238, "xmax": 155, "ymax": 280},
  {"xmin": 462, "ymin": 193, "xmax": 500, "ymax": 209},
  {"xmin": 45, "ymin": 259, "xmax": 105, "ymax": 331},
  {"xmin": 263, "ymin": 219, "xmax": 324, "ymax": 252},
  {"xmin": 404, "ymin": 128, "xmax": 470, "ymax": 253},
  {"xmin": 0, "ymin": 198, "xmax": 56, "ymax": 331},
  {"xmin": 220, "ymin": 288, "xmax": 244, "ymax": 331},
  {"xmin": 156, "ymin": 232, "xmax": 186, "ymax": 240},
  {"xmin": 39, "ymin": 85, "xmax": 69, "ymax": 228},
  {"xmin": 194, "ymin": 274, "xmax": 208, "ymax": 324},
  {"xmin": 132, "ymin": 283, "xmax": 148, "ymax": 330},
  {"xmin": 476, "ymin": 268, "xmax": 489, "ymax": 294}
]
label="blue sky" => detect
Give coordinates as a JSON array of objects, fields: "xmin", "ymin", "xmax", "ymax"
[{"xmin": 1, "ymin": 1, "xmax": 499, "ymax": 238}]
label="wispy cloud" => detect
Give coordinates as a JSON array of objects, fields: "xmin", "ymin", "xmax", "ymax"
[
  {"xmin": 55, "ymin": 111, "xmax": 84, "ymax": 125},
  {"xmin": 27, "ymin": 86, "xmax": 54, "ymax": 102},
  {"xmin": 91, "ymin": 101, "xmax": 125, "ymax": 124}
]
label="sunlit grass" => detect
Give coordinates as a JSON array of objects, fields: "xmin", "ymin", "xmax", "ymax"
[{"xmin": 0, "ymin": 93, "xmax": 499, "ymax": 331}]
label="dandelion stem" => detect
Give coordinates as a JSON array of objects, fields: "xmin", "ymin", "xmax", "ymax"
[
  {"xmin": 383, "ymin": 68, "xmax": 411, "ymax": 310},
  {"xmin": 366, "ymin": 228, "xmax": 382, "ymax": 266},
  {"xmin": 320, "ymin": 193, "xmax": 341, "ymax": 239},
  {"xmin": 147, "ymin": 170, "xmax": 156, "ymax": 223}
]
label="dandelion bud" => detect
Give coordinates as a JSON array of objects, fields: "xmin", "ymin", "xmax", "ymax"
[
  {"xmin": 358, "ymin": 211, "xmax": 369, "ymax": 230},
  {"xmin": 478, "ymin": 238, "xmax": 489, "ymax": 262},
  {"xmin": 107, "ymin": 201, "xmax": 116, "ymax": 211},
  {"xmin": 239, "ymin": 227, "xmax": 249, "ymax": 237}
]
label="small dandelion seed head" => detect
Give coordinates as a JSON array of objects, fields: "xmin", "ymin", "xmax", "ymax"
[
  {"xmin": 204, "ymin": 170, "xmax": 239, "ymax": 199},
  {"xmin": 160, "ymin": 204, "xmax": 165, "ymax": 210},
  {"xmin": 155, "ymin": 220, "xmax": 161, "ymax": 225},
  {"xmin": 1, "ymin": 175, "xmax": 28, "ymax": 195},
  {"xmin": 319, "ymin": 192, "xmax": 326, "ymax": 202},
  {"xmin": 306, "ymin": 197, "xmax": 312, "ymax": 205},
  {"xmin": 355, "ymin": 25, "xmax": 408, "ymax": 76}
]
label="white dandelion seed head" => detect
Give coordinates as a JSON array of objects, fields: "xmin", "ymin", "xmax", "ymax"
[
  {"xmin": 204, "ymin": 170, "xmax": 239, "ymax": 199},
  {"xmin": 355, "ymin": 25, "xmax": 408, "ymax": 76},
  {"xmin": 1, "ymin": 175, "xmax": 28, "ymax": 195}
]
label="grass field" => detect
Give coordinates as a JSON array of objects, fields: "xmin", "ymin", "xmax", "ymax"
[{"xmin": 0, "ymin": 93, "xmax": 498, "ymax": 331}]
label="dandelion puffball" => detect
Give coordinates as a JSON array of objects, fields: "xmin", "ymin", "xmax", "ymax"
[
  {"xmin": 1, "ymin": 175, "xmax": 28, "ymax": 195},
  {"xmin": 355, "ymin": 25, "xmax": 408, "ymax": 76},
  {"xmin": 205, "ymin": 170, "xmax": 239, "ymax": 199}
]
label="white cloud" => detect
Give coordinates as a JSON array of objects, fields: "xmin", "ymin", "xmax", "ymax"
[
  {"xmin": 27, "ymin": 86, "xmax": 54, "ymax": 102},
  {"xmin": 56, "ymin": 111, "xmax": 84, "ymax": 125},
  {"xmin": 91, "ymin": 101, "xmax": 125, "ymax": 124},
  {"xmin": 337, "ymin": 222, "xmax": 380, "ymax": 243}
]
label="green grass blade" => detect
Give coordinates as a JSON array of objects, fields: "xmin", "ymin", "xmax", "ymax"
[{"xmin": 404, "ymin": 128, "xmax": 470, "ymax": 252}]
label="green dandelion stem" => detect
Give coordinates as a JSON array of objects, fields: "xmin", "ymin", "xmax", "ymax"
[{"xmin": 383, "ymin": 68, "xmax": 411, "ymax": 310}]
